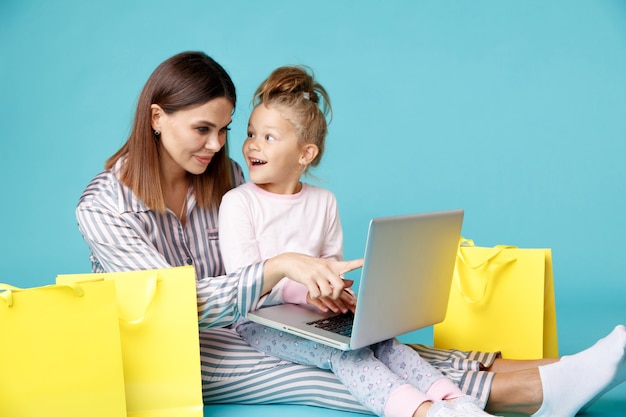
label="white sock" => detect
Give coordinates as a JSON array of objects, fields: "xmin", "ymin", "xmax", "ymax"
[
  {"xmin": 532, "ymin": 324, "xmax": 626, "ymax": 417},
  {"xmin": 425, "ymin": 401, "xmax": 472, "ymax": 417},
  {"xmin": 426, "ymin": 399, "xmax": 499, "ymax": 417},
  {"xmin": 449, "ymin": 395, "xmax": 498, "ymax": 417}
]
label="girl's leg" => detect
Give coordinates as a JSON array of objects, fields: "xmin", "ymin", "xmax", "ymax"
[
  {"xmin": 409, "ymin": 344, "xmax": 498, "ymax": 408},
  {"xmin": 372, "ymin": 339, "xmax": 449, "ymax": 393},
  {"xmin": 234, "ymin": 320, "xmax": 336, "ymax": 369},
  {"xmin": 328, "ymin": 345, "xmax": 495, "ymax": 417},
  {"xmin": 374, "ymin": 339, "xmax": 496, "ymax": 417},
  {"xmin": 331, "ymin": 345, "xmax": 432, "ymax": 416},
  {"xmin": 236, "ymin": 321, "xmax": 432, "ymax": 416}
]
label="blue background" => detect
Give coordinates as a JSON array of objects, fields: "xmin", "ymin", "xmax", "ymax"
[{"xmin": 2, "ymin": 0, "xmax": 625, "ymax": 414}]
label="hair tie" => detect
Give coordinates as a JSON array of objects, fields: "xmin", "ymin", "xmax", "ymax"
[{"xmin": 302, "ymin": 92, "xmax": 310, "ymax": 100}]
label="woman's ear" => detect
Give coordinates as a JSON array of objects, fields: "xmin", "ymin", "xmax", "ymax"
[
  {"xmin": 299, "ymin": 144, "xmax": 319, "ymax": 166},
  {"xmin": 150, "ymin": 104, "xmax": 163, "ymax": 132}
]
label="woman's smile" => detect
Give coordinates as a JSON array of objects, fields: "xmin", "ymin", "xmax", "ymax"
[{"xmin": 194, "ymin": 154, "xmax": 214, "ymax": 165}]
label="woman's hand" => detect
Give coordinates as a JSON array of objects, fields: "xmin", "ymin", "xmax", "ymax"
[{"xmin": 264, "ymin": 253, "xmax": 363, "ymax": 300}]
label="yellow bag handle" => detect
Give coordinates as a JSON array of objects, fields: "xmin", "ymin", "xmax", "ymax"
[
  {"xmin": 79, "ymin": 274, "xmax": 160, "ymax": 325},
  {"xmin": 0, "ymin": 282, "xmax": 84, "ymax": 307},
  {"xmin": 455, "ymin": 238, "xmax": 517, "ymax": 304},
  {"xmin": 120, "ymin": 273, "xmax": 159, "ymax": 325},
  {"xmin": 457, "ymin": 238, "xmax": 517, "ymax": 269}
]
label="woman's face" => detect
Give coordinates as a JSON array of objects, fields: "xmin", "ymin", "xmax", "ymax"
[{"xmin": 151, "ymin": 97, "xmax": 233, "ymax": 177}]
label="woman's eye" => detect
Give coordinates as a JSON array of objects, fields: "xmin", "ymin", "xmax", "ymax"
[{"xmin": 196, "ymin": 127, "xmax": 209, "ymax": 133}]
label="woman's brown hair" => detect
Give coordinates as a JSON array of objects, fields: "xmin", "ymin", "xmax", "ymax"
[
  {"xmin": 253, "ymin": 66, "xmax": 331, "ymax": 170},
  {"xmin": 106, "ymin": 51, "xmax": 237, "ymax": 211}
]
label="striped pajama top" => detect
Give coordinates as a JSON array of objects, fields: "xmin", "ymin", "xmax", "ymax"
[{"xmin": 75, "ymin": 158, "xmax": 268, "ymax": 328}]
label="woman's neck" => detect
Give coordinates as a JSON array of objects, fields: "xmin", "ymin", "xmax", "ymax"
[{"xmin": 159, "ymin": 155, "xmax": 189, "ymax": 222}]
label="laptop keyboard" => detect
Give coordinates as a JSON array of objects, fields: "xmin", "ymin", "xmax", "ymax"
[{"xmin": 307, "ymin": 312, "xmax": 354, "ymax": 336}]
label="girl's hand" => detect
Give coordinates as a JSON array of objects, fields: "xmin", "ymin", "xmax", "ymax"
[
  {"xmin": 264, "ymin": 253, "xmax": 363, "ymax": 300},
  {"xmin": 306, "ymin": 280, "xmax": 357, "ymax": 314}
]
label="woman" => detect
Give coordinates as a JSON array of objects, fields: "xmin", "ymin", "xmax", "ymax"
[{"xmin": 76, "ymin": 51, "xmax": 626, "ymax": 417}]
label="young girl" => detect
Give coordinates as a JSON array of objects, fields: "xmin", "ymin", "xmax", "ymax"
[{"xmin": 218, "ymin": 66, "xmax": 497, "ymax": 417}]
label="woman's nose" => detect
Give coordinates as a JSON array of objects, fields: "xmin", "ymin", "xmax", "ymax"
[{"xmin": 205, "ymin": 133, "xmax": 223, "ymax": 151}]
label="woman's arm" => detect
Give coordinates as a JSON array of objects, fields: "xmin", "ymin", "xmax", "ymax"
[
  {"xmin": 195, "ymin": 262, "xmax": 264, "ymax": 329},
  {"xmin": 76, "ymin": 195, "xmax": 171, "ymax": 272},
  {"xmin": 75, "ymin": 184, "xmax": 262, "ymax": 328}
]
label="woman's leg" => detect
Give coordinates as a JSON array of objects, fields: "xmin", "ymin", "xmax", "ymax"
[
  {"xmin": 488, "ymin": 358, "xmax": 557, "ymax": 372},
  {"xmin": 485, "ymin": 368, "xmax": 543, "ymax": 415},
  {"xmin": 486, "ymin": 324, "xmax": 626, "ymax": 416},
  {"xmin": 479, "ymin": 358, "xmax": 556, "ymax": 414}
]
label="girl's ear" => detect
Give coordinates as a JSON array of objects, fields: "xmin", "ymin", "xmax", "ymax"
[
  {"xmin": 299, "ymin": 144, "xmax": 319, "ymax": 166},
  {"xmin": 151, "ymin": 104, "xmax": 164, "ymax": 132}
]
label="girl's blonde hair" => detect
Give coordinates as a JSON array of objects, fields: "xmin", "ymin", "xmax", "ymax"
[{"xmin": 253, "ymin": 66, "xmax": 331, "ymax": 169}]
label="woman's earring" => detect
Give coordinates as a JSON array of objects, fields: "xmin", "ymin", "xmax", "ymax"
[{"xmin": 154, "ymin": 130, "xmax": 160, "ymax": 136}]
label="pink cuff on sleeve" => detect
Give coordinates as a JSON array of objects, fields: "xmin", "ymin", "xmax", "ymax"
[
  {"xmin": 426, "ymin": 377, "xmax": 463, "ymax": 400},
  {"xmin": 385, "ymin": 384, "xmax": 430, "ymax": 417},
  {"xmin": 281, "ymin": 279, "xmax": 309, "ymax": 305}
]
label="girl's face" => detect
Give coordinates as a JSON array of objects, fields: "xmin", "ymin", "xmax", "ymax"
[
  {"xmin": 151, "ymin": 97, "xmax": 233, "ymax": 178},
  {"xmin": 244, "ymin": 104, "xmax": 314, "ymax": 194}
]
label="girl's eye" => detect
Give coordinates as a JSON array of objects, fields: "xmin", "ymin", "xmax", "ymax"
[
  {"xmin": 266, "ymin": 135, "xmax": 276, "ymax": 142},
  {"xmin": 247, "ymin": 131, "xmax": 254, "ymax": 139}
]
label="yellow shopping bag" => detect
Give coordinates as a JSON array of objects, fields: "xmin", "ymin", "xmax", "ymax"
[
  {"xmin": 57, "ymin": 266, "xmax": 203, "ymax": 417},
  {"xmin": 0, "ymin": 280, "xmax": 127, "ymax": 417},
  {"xmin": 433, "ymin": 239, "xmax": 558, "ymax": 359}
]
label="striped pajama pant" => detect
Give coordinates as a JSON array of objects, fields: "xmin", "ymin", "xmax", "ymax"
[{"xmin": 200, "ymin": 327, "xmax": 498, "ymax": 413}]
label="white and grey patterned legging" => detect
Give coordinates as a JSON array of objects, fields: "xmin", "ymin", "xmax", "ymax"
[{"xmin": 235, "ymin": 320, "xmax": 449, "ymax": 416}]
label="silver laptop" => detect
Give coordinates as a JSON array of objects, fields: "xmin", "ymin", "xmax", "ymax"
[{"xmin": 247, "ymin": 209, "xmax": 464, "ymax": 350}]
